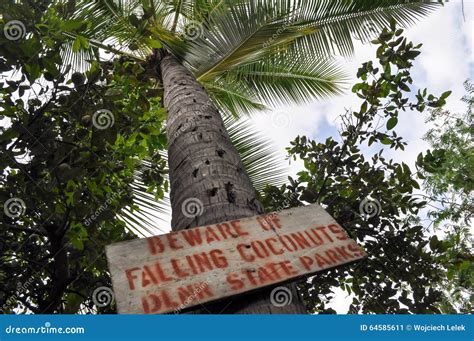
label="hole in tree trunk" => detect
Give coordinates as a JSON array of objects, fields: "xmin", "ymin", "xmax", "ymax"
[
  {"xmin": 225, "ymin": 182, "xmax": 236, "ymax": 203},
  {"xmin": 207, "ymin": 187, "xmax": 218, "ymax": 197},
  {"xmin": 216, "ymin": 149, "xmax": 226, "ymax": 157}
]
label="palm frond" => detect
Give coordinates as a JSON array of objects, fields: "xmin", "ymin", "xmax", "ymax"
[
  {"xmin": 61, "ymin": 0, "xmax": 157, "ymax": 60},
  {"xmin": 203, "ymin": 79, "xmax": 267, "ymax": 117},
  {"xmin": 289, "ymin": 0, "xmax": 443, "ymax": 57},
  {"xmin": 223, "ymin": 115, "xmax": 288, "ymax": 192},
  {"xmin": 176, "ymin": 0, "xmax": 440, "ymax": 80},
  {"xmin": 219, "ymin": 51, "xmax": 347, "ymax": 107},
  {"xmin": 181, "ymin": 1, "xmax": 313, "ymax": 80},
  {"xmin": 119, "ymin": 164, "xmax": 171, "ymax": 237}
]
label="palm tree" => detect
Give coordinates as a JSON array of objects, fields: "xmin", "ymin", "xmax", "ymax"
[{"xmin": 61, "ymin": 0, "xmax": 441, "ymax": 314}]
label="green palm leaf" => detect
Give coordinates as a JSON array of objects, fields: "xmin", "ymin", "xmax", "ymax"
[
  {"xmin": 218, "ymin": 51, "xmax": 347, "ymax": 107},
  {"xmin": 204, "ymin": 79, "xmax": 267, "ymax": 117},
  {"xmin": 289, "ymin": 0, "xmax": 442, "ymax": 57},
  {"xmin": 52, "ymin": 0, "xmax": 442, "ymax": 237},
  {"xmin": 224, "ymin": 115, "xmax": 288, "ymax": 192}
]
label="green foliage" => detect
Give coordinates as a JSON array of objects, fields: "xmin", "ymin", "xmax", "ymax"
[
  {"xmin": 0, "ymin": 0, "xmax": 447, "ymax": 315},
  {"xmin": 0, "ymin": 0, "xmax": 290, "ymax": 314},
  {"xmin": 49, "ymin": 0, "xmax": 440, "ymax": 116},
  {"xmin": 262, "ymin": 26, "xmax": 464, "ymax": 314},
  {"xmin": 0, "ymin": 1, "xmax": 168, "ymax": 313},
  {"xmin": 416, "ymin": 81, "xmax": 474, "ymax": 313}
]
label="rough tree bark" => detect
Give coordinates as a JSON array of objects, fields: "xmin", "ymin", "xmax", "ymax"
[{"xmin": 160, "ymin": 53, "xmax": 307, "ymax": 314}]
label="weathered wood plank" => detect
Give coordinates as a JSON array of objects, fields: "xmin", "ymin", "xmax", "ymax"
[{"xmin": 106, "ymin": 203, "xmax": 366, "ymax": 314}]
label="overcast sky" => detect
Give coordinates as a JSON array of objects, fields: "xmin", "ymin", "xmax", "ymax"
[
  {"xmin": 252, "ymin": 0, "xmax": 473, "ymax": 180},
  {"xmin": 249, "ymin": 0, "xmax": 473, "ymax": 313},
  {"xmin": 153, "ymin": 2, "xmax": 473, "ymax": 232}
]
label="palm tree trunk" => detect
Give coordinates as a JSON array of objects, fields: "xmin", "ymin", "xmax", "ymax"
[{"xmin": 161, "ymin": 54, "xmax": 306, "ymax": 314}]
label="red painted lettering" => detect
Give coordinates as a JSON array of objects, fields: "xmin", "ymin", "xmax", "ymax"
[
  {"xmin": 279, "ymin": 260, "xmax": 298, "ymax": 276},
  {"xmin": 348, "ymin": 242, "xmax": 366, "ymax": 257},
  {"xmin": 182, "ymin": 229, "xmax": 203, "ymax": 246},
  {"xmin": 126, "ymin": 267, "xmax": 140, "ymax": 290},
  {"xmin": 334, "ymin": 246, "xmax": 352, "ymax": 260},
  {"xmin": 210, "ymin": 249, "xmax": 228, "ymax": 268},
  {"xmin": 325, "ymin": 249, "xmax": 342, "ymax": 263},
  {"xmin": 142, "ymin": 293, "xmax": 161, "ymax": 314},
  {"xmin": 290, "ymin": 231, "xmax": 311, "ymax": 249},
  {"xmin": 204, "ymin": 226, "xmax": 221, "ymax": 244},
  {"xmin": 147, "ymin": 236, "xmax": 165, "ymax": 255},
  {"xmin": 166, "ymin": 232, "xmax": 182, "ymax": 250},
  {"xmin": 230, "ymin": 220, "xmax": 249, "ymax": 237},
  {"xmin": 237, "ymin": 244, "xmax": 255, "ymax": 262},
  {"xmin": 299, "ymin": 256, "xmax": 313, "ymax": 271},
  {"xmin": 141, "ymin": 265, "xmax": 158, "ymax": 288},
  {"xmin": 171, "ymin": 258, "xmax": 190, "ymax": 278},
  {"xmin": 253, "ymin": 240, "xmax": 270, "ymax": 258},
  {"xmin": 315, "ymin": 253, "xmax": 332, "ymax": 267},
  {"xmin": 194, "ymin": 252, "xmax": 213, "ymax": 273},
  {"xmin": 328, "ymin": 224, "xmax": 348, "ymax": 240},
  {"xmin": 316, "ymin": 225, "xmax": 334, "ymax": 243},
  {"xmin": 226, "ymin": 273, "xmax": 245, "ymax": 290},
  {"xmin": 266, "ymin": 237, "xmax": 284, "ymax": 255},
  {"xmin": 154, "ymin": 262, "xmax": 173, "ymax": 282}
]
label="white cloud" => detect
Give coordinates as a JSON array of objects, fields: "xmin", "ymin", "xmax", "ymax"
[
  {"xmin": 247, "ymin": 2, "xmax": 473, "ymax": 314},
  {"xmin": 251, "ymin": 1, "xmax": 472, "ymax": 172}
]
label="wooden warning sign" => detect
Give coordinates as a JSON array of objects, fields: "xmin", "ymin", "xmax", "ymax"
[{"xmin": 106, "ymin": 204, "xmax": 366, "ymax": 314}]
